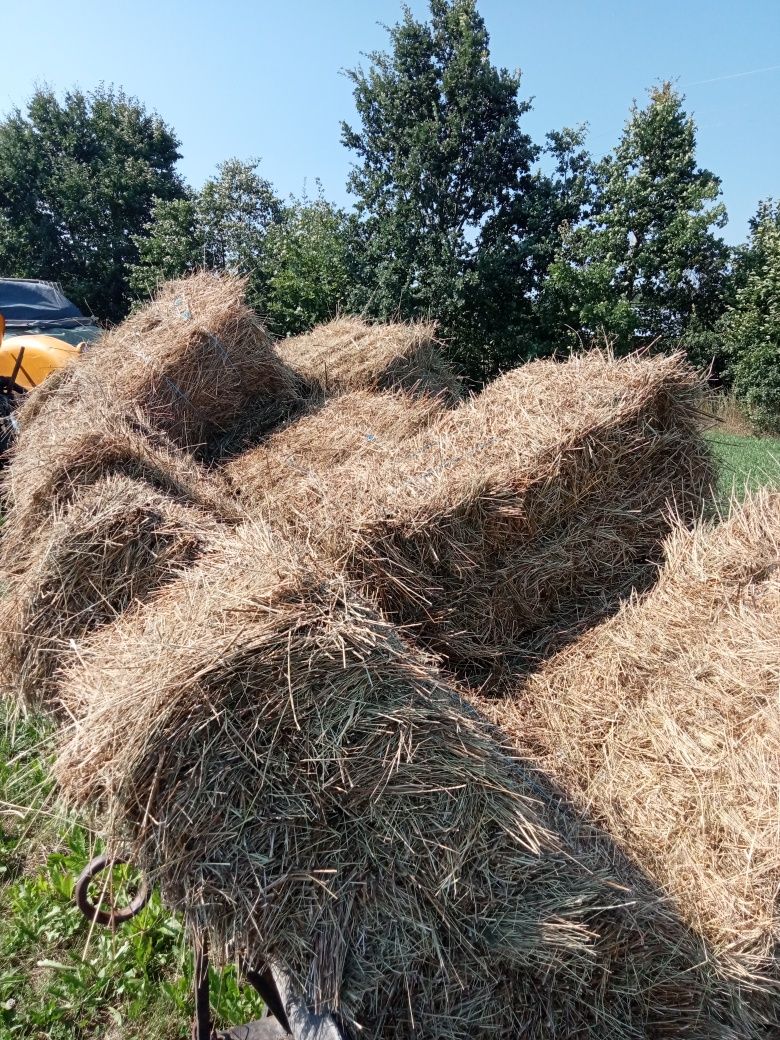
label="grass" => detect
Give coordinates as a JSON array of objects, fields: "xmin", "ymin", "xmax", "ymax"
[
  {"xmin": 0, "ymin": 423, "xmax": 778, "ymax": 1040},
  {"xmin": 0, "ymin": 711, "xmax": 263, "ymax": 1040},
  {"xmin": 707, "ymin": 429, "xmax": 780, "ymax": 504}
]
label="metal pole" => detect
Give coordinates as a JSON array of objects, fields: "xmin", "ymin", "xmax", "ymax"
[{"xmin": 193, "ymin": 933, "xmax": 212, "ymax": 1040}]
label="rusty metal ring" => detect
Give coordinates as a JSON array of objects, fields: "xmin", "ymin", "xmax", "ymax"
[{"xmin": 74, "ymin": 854, "xmax": 150, "ymax": 927}]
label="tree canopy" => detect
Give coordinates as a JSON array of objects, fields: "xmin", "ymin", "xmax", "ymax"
[
  {"xmin": 0, "ymin": 86, "xmax": 184, "ymax": 321},
  {"xmin": 130, "ymin": 159, "xmax": 282, "ymax": 308},
  {"xmin": 545, "ymin": 83, "xmax": 730, "ymax": 353},
  {"xmin": 259, "ymin": 190, "xmax": 358, "ymax": 336},
  {"xmin": 719, "ymin": 201, "xmax": 780, "ymax": 431}
]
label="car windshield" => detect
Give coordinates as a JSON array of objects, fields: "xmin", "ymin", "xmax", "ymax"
[{"xmin": 0, "ymin": 278, "xmax": 86, "ymax": 323}]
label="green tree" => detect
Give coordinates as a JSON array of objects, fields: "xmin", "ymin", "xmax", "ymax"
[
  {"xmin": 719, "ymin": 201, "xmax": 780, "ymax": 431},
  {"xmin": 546, "ymin": 83, "xmax": 730, "ymax": 353},
  {"xmin": 527, "ymin": 125, "xmax": 597, "ymax": 352},
  {"xmin": 341, "ymin": 0, "xmax": 539, "ymax": 378},
  {"xmin": 0, "ymin": 86, "xmax": 184, "ymax": 321},
  {"xmin": 130, "ymin": 159, "xmax": 282, "ymax": 308},
  {"xmin": 260, "ymin": 189, "xmax": 358, "ymax": 335},
  {"xmin": 129, "ymin": 195, "xmax": 200, "ymax": 298},
  {"xmin": 197, "ymin": 158, "xmax": 282, "ymax": 281}
]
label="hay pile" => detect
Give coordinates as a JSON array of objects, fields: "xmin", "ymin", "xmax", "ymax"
[
  {"xmin": 286, "ymin": 350, "xmax": 714, "ymax": 671},
  {"xmin": 1, "ymin": 274, "xmax": 281, "ymax": 573},
  {"xmin": 54, "ymin": 523, "xmax": 754, "ymax": 1039},
  {"xmin": 18, "ymin": 311, "xmax": 765, "ymax": 1035},
  {"xmin": 275, "ymin": 317, "xmax": 461, "ymax": 403},
  {"xmin": 222, "ymin": 389, "xmax": 445, "ymax": 512},
  {"xmin": 0, "ymin": 474, "xmax": 222, "ymax": 711},
  {"xmin": 477, "ymin": 490, "xmax": 780, "ymax": 990},
  {"xmin": 48, "ymin": 273, "xmax": 302, "ymax": 458}
]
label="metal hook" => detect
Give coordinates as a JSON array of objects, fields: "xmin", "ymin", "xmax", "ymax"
[{"xmin": 74, "ymin": 854, "xmax": 151, "ymax": 928}]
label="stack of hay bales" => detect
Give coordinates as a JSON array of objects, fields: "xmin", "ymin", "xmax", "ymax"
[
  {"xmin": 12, "ymin": 274, "xmax": 771, "ymax": 1037},
  {"xmin": 476, "ymin": 489, "xmax": 780, "ymax": 1001},
  {"xmin": 275, "ymin": 316, "xmax": 462, "ymax": 404},
  {"xmin": 2, "ymin": 273, "xmax": 282, "ymax": 564},
  {"xmin": 0, "ymin": 405, "xmax": 235, "ymax": 574},
  {"xmin": 0, "ymin": 273, "xmax": 287, "ymax": 708},
  {"xmin": 0, "ymin": 283, "xmax": 468, "ymax": 712},
  {"xmin": 221, "ymin": 318, "xmax": 463, "ymax": 497},
  {"xmin": 0, "ymin": 399, "xmax": 241, "ymax": 709},
  {"xmin": 283, "ymin": 350, "xmax": 714, "ymax": 670},
  {"xmin": 51, "ymin": 346, "xmax": 751, "ymax": 1036},
  {"xmin": 54, "ymin": 523, "xmax": 754, "ymax": 1039}
]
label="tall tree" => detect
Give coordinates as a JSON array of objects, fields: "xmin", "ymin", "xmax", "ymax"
[
  {"xmin": 719, "ymin": 200, "xmax": 780, "ymax": 431},
  {"xmin": 130, "ymin": 159, "xmax": 282, "ymax": 309},
  {"xmin": 197, "ymin": 158, "xmax": 282, "ymax": 281},
  {"xmin": 527, "ymin": 125, "xmax": 596, "ymax": 352},
  {"xmin": 546, "ymin": 83, "xmax": 730, "ymax": 353},
  {"xmin": 341, "ymin": 0, "xmax": 539, "ymax": 378},
  {"xmin": 0, "ymin": 86, "xmax": 184, "ymax": 321}
]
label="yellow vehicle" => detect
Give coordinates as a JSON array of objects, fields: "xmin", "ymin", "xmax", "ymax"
[{"xmin": 0, "ymin": 278, "xmax": 100, "ymax": 449}]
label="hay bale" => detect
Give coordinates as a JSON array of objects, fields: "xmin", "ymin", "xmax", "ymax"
[
  {"xmin": 477, "ymin": 490, "xmax": 780, "ymax": 990},
  {"xmin": 80, "ymin": 273, "xmax": 301, "ymax": 455},
  {"xmin": 286, "ymin": 350, "xmax": 714, "ymax": 671},
  {"xmin": 0, "ymin": 399, "xmax": 236, "ymax": 577},
  {"xmin": 0, "ymin": 474, "xmax": 221, "ymax": 712},
  {"xmin": 222, "ymin": 389, "xmax": 445, "ymax": 512},
  {"xmin": 275, "ymin": 317, "xmax": 462, "ymax": 402},
  {"xmin": 54, "ymin": 523, "xmax": 750, "ymax": 1038}
]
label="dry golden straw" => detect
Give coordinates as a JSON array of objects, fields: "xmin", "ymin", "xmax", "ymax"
[
  {"xmin": 279, "ymin": 350, "xmax": 715, "ymax": 672},
  {"xmin": 477, "ymin": 489, "xmax": 780, "ymax": 997},
  {"xmin": 275, "ymin": 316, "xmax": 462, "ymax": 403},
  {"xmin": 222, "ymin": 389, "xmax": 445, "ymax": 513},
  {"xmin": 63, "ymin": 272, "xmax": 301, "ymax": 458},
  {"xmin": 0, "ymin": 400, "xmax": 235, "ymax": 579},
  {"xmin": 0, "ymin": 474, "xmax": 222, "ymax": 712}
]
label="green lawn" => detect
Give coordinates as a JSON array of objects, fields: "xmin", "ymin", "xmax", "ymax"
[
  {"xmin": 707, "ymin": 430, "xmax": 780, "ymax": 505},
  {"xmin": 1, "ymin": 429, "xmax": 779, "ymax": 1040},
  {"xmin": 0, "ymin": 713, "xmax": 262, "ymax": 1040}
]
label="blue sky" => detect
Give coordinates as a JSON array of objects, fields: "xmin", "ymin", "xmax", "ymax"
[{"xmin": 1, "ymin": 0, "xmax": 778, "ymax": 244}]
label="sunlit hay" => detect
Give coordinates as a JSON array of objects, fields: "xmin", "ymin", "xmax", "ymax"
[
  {"xmin": 476, "ymin": 490, "xmax": 780, "ymax": 996},
  {"xmin": 287, "ymin": 350, "xmax": 715, "ymax": 672},
  {"xmin": 54, "ymin": 522, "xmax": 745, "ymax": 1038},
  {"xmin": 222, "ymin": 389, "xmax": 446, "ymax": 513},
  {"xmin": 275, "ymin": 316, "xmax": 462, "ymax": 403},
  {"xmin": 0, "ymin": 399, "xmax": 237, "ymax": 577},
  {"xmin": 0, "ymin": 474, "xmax": 222, "ymax": 713},
  {"xmin": 79, "ymin": 272, "xmax": 303, "ymax": 456}
]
